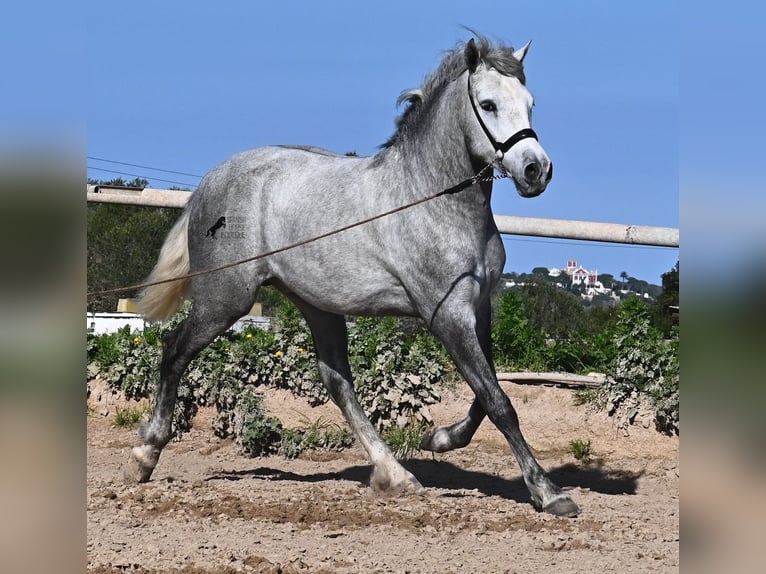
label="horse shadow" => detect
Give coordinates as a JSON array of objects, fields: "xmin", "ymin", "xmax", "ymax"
[{"xmin": 207, "ymin": 458, "xmax": 641, "ymax": 506}]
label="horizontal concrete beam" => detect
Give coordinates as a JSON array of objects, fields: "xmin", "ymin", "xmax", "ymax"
[
  {"xmin": 86, "ymin": 185, "xmax": 190, "ymax": 208},
  {"xmin": 493, "ymin": 215, "xmax": 679, "ymax": 247}
]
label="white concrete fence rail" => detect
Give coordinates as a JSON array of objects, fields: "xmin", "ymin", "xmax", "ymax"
[{"xmin": 86, "ymin": 185, "xmax": 679, "ymax": 248}]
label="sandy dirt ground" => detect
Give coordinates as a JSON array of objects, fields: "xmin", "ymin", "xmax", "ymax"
[{"xmin": 87, "ymin": 380, "xmax": 678, "ymax": 573}]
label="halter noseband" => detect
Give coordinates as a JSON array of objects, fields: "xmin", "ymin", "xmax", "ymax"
[{"xmin": 467, "ymin": 73, "xmax": 538, "ymax": 159}]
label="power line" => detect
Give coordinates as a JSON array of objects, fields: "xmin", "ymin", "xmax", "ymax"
[
  {"xmin": 87, "ymin": 166, "xmax": 197, "ymax": 189},
  {"xmin": 87, "ymin": 156, "xmax": 203, "ymax": 179}
]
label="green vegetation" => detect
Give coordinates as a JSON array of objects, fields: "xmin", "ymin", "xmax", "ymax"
[
  {"xmin": 382, "ymin": 422, "xmax": 430, "ymax": 460},
  {"xmin": 490, "ymin": 281, "xmax": 679, "ymax": 435},
  {"xmin": 601, "ymin": 298, "xmax": 679, "ymax": 434},
  {"xmin": 280, "ymin": 417, "xmax": 355, "ymax": 459},
  {"xmin": 569, "ymin": 438, "xmax": 592, "ymax": 461},
  {"xmin": 348, "ymin": 316, "xmax": 446, "ymax": 430},
  {"xmin": 87, "ymin": 260, "xmax": 679, "ymax": 458},
  {"xmin": 573, "ymin": 388, "xmax": 600, "ymax": 406},
  {"xmin": 87, "ymin": 178, "xmax": 291, "ymax": 316},
  {"xmin": 87, "ymin": 300, "xmax": 449, "ymax": 455},
  {"xmin": 113, "ymin": 405, "xmax": 148, "ymax": 429},
  {"xmin": 650, "ymin": 261, "xmax": 679, "ymax": 338},
  {"xmin": 491, "ymin": 286, "xmax": 618, "ymax": 374},
  {"xmin": 87, "ymin": 178, "xmax": 179, "ymax": 313}
]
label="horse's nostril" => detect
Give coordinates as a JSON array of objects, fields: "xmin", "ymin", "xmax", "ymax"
[{"xmin": 524, "ymin": 162, "xmax": 541, "ymax": 182}]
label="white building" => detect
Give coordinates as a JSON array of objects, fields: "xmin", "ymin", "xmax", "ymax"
[{"xmin": 555, "ymin": 259, "xmax": 615, "ymax": 299}]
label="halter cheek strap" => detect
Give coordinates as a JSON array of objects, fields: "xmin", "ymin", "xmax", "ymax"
[{"xmin": 467, "ymin": 75, "xmax": 538, "ymax": 158}]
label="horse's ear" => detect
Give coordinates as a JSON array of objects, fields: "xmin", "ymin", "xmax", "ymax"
[
  {"xmin": 465, "ymin": 38, "xmax": 481, "ymax": 71},
  {"xmin": 513, "ymin": 40, "xmax": 532, "ymax": 64}
]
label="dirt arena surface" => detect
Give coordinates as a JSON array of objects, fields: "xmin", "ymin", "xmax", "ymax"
[{"xmin": 87, "ymin": 381, "xmax": 678, "ymax": 573}]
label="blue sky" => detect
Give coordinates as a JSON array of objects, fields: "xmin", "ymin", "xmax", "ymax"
[{"xmin": 86, "ymin": 1, "xmax": 680, "ymax": 284}]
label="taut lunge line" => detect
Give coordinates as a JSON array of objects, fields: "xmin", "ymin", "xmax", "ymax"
[{"xmin": 86, "ymin": 162, "xmax": 503, "ymax": 299}]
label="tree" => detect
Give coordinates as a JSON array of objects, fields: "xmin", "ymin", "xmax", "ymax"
[
  {"xmin": 599, "ymin": 273, "xmax": 616, "ymax": 290},
  {"xmin": 650, "ymin": 261, "xmax": 679, "ymax": 336},
  {"xmin": 513, "ymin": 282, "xmax": 588, "ymax": 339},
  {"xmin": 87, "ymin": 201, "xmax": 180, "ymax": 312},
  {"xmin": 88, "ymin": 176, "xmax": 149, "ymax": 189},
  {"xmin": 491, "ymin": 290, "xmax": 545, "ymax": 368},
  {"xmin": 619, "ymin": 271, "xmax": 629, "ymax": 290},
  {"xmin": 87, "ymin": 177, "xmax": 287, "ymax": 316},
  {"xmin": 626, "ymin": 276, "xmax": 650, "ymax": 297}
]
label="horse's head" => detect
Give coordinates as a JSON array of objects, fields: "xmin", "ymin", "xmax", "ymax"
[{"xmin": 463, "ymin": 38, "xmax": 552, "ymax": 198}]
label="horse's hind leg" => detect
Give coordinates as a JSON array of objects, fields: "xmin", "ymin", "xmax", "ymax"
[
  {"xmin": 124, "ymin": 294, "xmax": 253, "ymax": 483},
  {"xmin": 291, "ymin": 298, "xmax": 424, "ymax": 494},
  {"xmin": 421, "ymin": 307, "xmax": 493, "ymax": 453}
]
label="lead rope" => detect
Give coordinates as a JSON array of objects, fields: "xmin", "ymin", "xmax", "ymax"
[{"xmin": 86, "ymin": 161, "xmax": 508, "ymax": 298}]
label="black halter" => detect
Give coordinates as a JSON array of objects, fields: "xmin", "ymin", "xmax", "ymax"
[{"xmin": 467, "ymin": 74, "xmax": 538, "ymax": 157}]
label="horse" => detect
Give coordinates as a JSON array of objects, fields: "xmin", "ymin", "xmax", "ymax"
[{"xmin": 126, "ymin": 34, "xmax": 578, "ymax": 518}]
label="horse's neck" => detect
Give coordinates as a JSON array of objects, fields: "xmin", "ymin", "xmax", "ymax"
[{"xmin": 386, "ymin": 80, "xmax": 481, "ymax": 199}]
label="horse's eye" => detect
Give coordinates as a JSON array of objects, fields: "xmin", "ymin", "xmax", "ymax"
[{"xmin": 480, "ymin": 101, "xmax": 497, "ymax": 113}]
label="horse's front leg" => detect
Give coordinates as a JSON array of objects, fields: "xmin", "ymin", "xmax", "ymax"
[
  {"xmin": 291, "ymin": 298, "xmax": 425, "ymax": 495},
  {"xmin": 429, "ymin": 298, "xmax": 579, "ymax": 517}
]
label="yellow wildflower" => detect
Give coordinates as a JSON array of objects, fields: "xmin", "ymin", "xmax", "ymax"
[
  {"xmin": 133, "ymin": 336, "xmax": 141, "ymax": 344},
  {"xmin": 245, "ymin": 333, "xmax": 253, "ymax": 339},
  {"xmin": 275, "ymin": 351, "xmax": 283, "ymax": 357},
  {"xmin": 297, "ymin": 348, "xmax": 305, "ymax": 353}
]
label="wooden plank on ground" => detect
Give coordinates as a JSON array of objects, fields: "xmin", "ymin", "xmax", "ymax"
[{"xmin": 496, "ymin": 372, "xmax": 606, "ymax": 388}]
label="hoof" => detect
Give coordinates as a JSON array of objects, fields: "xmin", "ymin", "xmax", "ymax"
[
  {"xmin": 543, "ymin": 495, "xmax": 579, "ymax": 517},
  {"xmin": 123, "ymin": 445, "xmax": 160, "ymax": 484},
  {"xmin": 419, "ymin": 427, "xmax": 451, "ymax": 453},
  {"xmin": 370, "ymin": 467, "xmax": 426, "ymax": 496}
]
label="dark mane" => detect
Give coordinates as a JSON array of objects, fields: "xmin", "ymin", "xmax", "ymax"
[{"xmin": 380, "ymin": 34, "xmax": 527, "ymax": 149}]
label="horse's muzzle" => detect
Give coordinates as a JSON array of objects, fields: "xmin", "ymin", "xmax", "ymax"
[{"xmin": 516, "ymin": 160, "xmax": 552, "ymax": 198}]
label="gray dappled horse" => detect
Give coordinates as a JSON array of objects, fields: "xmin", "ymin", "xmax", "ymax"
[{"xmin": 128, "ymin": 35, "xmax": 578, "ymax": 517}]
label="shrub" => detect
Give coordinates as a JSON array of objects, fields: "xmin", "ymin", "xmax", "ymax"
[
  {"xmin": 280, "ymin": 416, "xmax": 354, "ymax": 459},
  {"xmin": 229, "ymin": 389, "xmax": 284, "ymax": 457},
  {"xmin": 541, "ymin": 325, "xmax": 616, "ymax": 374},
  {"xmin": 569, "ymin": 438, "xmax": 592, "ymax": 461},
  {"xmin": 490, "ymin": 289, "xmax": 678, "ymax": 435},
  {"xmin": 89, "ymin": 323, "xmax": 195, "ymax": 436},
  {"xmin": 349, "ymin": 317, "xmax": 444, "ymax": 430},
  {"xmin": 88, "ymin": 301, "xmax": 449, "ymax": 450},
  {"xmin": 492, "ymin": 291, "xmax": 546, "ymax": 370},
  {"xmin": 87, "ymin": 331, "xmax": 120, "ymax": 370},
  {"xmin": 572, "ymin": 388, "xmax": 600, "ymax": 407},
  {"xmin": 600, "ymin": 297, "xmax": 679, "ymax": 434},
  {"xmin": 232, "ymin": 302, "xmax": 326, "ymax": 404},
  {"xmin": 382, "ymin": 421, "xmax": 430, "ymax": 460},
  {"xmin": 113, "ymin": 405, "xmax": 148, "ymax": 429},
  {"xmin": 492, "ymin": 287, "xmax": 618, "ymax": 374}
]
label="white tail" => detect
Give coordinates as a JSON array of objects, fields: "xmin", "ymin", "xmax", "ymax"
[{"xmin": 136, "ymin": 211, "xmax": 191, "ymax": 321}]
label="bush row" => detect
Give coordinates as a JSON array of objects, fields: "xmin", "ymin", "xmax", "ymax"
[
  {"xmin": 87, "ymin": 292, "xmax": 679, "ymax": 461},
  {"xmin": 87, "ymin": 302, "xmax": 449, "ymax": 453}
]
